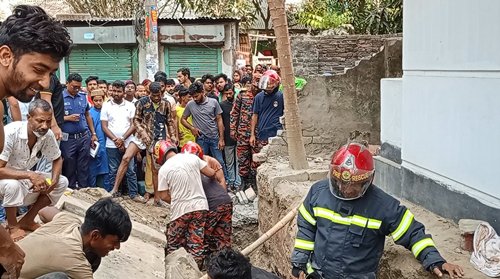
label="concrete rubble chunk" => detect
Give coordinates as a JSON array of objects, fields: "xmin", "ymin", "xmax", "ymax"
[
  {"xmin": 79, "ymin": 187, "xmax": 112, "ymax": 198},
  {"xmin": 458, "ymin": 219, "xmax": 484, "ymax": 234},
  {"xmin": 253, "ymin": 151, "xmax": 268, "ymax": 163},
  {"xmin": 165, "ymin": 248, "xmax": 203, "ymax": 279}
]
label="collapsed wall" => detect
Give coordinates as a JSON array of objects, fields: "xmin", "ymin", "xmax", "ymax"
[{"xmin": 269, "ymin": 36, "xmax": 402, "ymax": 158}]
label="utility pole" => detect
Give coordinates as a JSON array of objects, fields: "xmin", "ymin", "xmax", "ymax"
[{"xmin": 144, "ymin": 0, "xmax": 159, "ymax": 80}]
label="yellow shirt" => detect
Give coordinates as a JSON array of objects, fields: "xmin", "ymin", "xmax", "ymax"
[{"xmin": 176, "ymin": 106, "xmax": 195, "ymax": 147}]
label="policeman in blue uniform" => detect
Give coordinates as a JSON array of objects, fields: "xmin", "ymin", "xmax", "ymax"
[{"xmin": 60, "ymin": 73, "xmax": 98, "ymax": 189}]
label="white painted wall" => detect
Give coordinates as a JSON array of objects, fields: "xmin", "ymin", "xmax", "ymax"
[
  {"xmin": 380, "ymin": 78, "xmax": 402, "ymax": 147},
  {"xmin": 401, "ymin": 0, "xmax": 500, "ymax": 204}
]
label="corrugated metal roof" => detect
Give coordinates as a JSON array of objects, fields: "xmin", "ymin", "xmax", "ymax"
[
  {"xmin": 55, "ymin": 13, "xmax": 238, "ymax": 23},
  {"xmin": 159, "ymin": 15, "xmax": 239, "ymax": 21},
  {"xmin": 55, "ymin": 14, "xmax": 133, "ymax": 22}
]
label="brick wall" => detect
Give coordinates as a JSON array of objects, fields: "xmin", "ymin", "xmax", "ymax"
[
  {"xmin": 291, "ymin": 34, "xmax": 402, "ymax": 76},
  {"xmin": 258, "ymin": 38, "xmax": 402, "ymax": 158}
]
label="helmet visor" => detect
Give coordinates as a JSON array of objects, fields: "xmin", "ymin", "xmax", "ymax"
[{"xmin": 328, "ymin": 172, "xmax": 372, "ymax": 200}]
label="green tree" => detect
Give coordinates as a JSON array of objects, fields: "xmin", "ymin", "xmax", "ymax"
[
  {"xmin": 296, "ymin": 0, "xmax": 353, "ymax": 31},
  {"xmin": 295, "ymin": 0, "xmax": 403, "ymax": 34}
]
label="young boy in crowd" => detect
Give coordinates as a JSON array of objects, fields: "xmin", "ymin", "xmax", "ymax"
[{"xmin": 88, "ymin": 89, "xmax": 110, "ymax": 190}]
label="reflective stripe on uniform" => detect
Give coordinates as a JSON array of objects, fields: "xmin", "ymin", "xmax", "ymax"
[
  {"xmin": 391, "ymin": 209, "xmax": 414, "ymax": 241},
  {"xmin": 312, "ymin": 207, "xmax": 382, "ymax": 230},
  {"xmin": 411, "ymin": 238, "xmax": 435, "ymax": 258},
  {"xmin": 299, "ymin": 204, "xmax": 317, "ymax": 226},
  {"xmin": 294, "ymin": 238, "xmax": 315, "ymax": 251},
  {"xmin": 306, "ymin": 262, "xmax": 314, "ymax": 274}
]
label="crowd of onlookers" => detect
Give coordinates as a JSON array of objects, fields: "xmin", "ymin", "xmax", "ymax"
[
  {"xmin": 0, "ymin": 4, "xmax": 288, "ymax": 278},
  {"xmin": 0, "ymin": 62, "xmax": 285, "ymax": 229}
]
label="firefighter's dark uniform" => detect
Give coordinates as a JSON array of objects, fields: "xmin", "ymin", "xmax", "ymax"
[{"xmin": 291, "ymin": 179, "xmax": 446, "ymax": 279}]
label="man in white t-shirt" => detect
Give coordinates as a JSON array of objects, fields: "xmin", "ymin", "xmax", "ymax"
[
  {"xmin": 100, "ymin": 80, "xmax": 143, "ymax": 202},
  {"xmin": 154, "ymin": 140, "xmax": 216, "ymax": 268}
]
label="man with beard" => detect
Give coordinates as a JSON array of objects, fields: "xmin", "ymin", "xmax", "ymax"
[
  {"xmin": 0, "ymin": 99, "xmax": 68, "ymax": 240},
  {"xmin": 61, "ymin": 73, "xmax": 98, "ymax": 189},
  {"xmin": 0, "ymin": 5, "xmax": 72, "ymax": 278},
  {"xmin": 181, "ymin": 82, "xmax": 226, "ymax": 176},
  {"xmin": 177, "ymin": 67, "xmax": 192, "ymax": 88},
  {"xmin": 214, "ymin": 73, "xmax": 229, "ymax": 102},
  {"xmin": 102, "ymin": 80, "xmax": 145, "ymax": 203},
  {"xmin": 219, "ymin": 85, "xmax": 241, "ymax": 191},
  {"xmin": 133, "ymin": 82, "xmax": 177, "ymax": 205}
]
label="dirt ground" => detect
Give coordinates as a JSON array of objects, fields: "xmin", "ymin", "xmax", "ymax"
[
  {"xmin": 72, "ymin": 188, "xmax": 170, "ymax": 232},
  {"xmin": 377, "ymin": 199, "xmax": 489, "ymax": 279}
]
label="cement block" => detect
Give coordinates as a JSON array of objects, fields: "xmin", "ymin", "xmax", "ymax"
[
  {"xmin": 59, "ymin": 194, "xmax": 166, "ymax": 246},
  {"xmin": 268, "ymin": 136, "xmax": 286, "ymax": 146},
  {"xmin": 253, "ymin": 152, "xmax": 268, "ymax": 163},
  {"xmin": 164, "ymin": 248, "xmax": 202, "ymax": 279},
  {"xmin": 307, "ymin": 169, "xmax": 328, "ymax": 181}
]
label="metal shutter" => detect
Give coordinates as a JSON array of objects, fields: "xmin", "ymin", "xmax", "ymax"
[
  {"xmin": 67, "ymin": 45, "xmax": 136, "ymax": 82},
  {"xmin": 165, "ymin": 46, "xmax": 222, "ymax": 79}
]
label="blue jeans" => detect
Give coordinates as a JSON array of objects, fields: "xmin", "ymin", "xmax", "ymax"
[
  {"xmin": 106, "ymin": 148, "xmax": 138, "ymax": 198},
  {"xmin": 196, "ymin": 135, "xmax": 226, "ymax": 177},
  {"xmin": 89, "ymin": 174, "xmax": 111, "ymax": 192},
  {"xmin": 224, "ymin": 145, "xmax": 241, "ymax": 189},
  {"xmin": 0, "ymin": 204, "xmax": 4, "ymax": 223}
]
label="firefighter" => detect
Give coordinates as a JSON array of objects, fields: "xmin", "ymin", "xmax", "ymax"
[{"xmin": 291, "ymin": 142, "xmax": 464, "ymax": 279}]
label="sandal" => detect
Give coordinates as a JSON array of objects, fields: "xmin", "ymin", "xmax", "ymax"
[
  {"xmin": 153, "ymin": 200, "xmax": 169, "ymax": 208},
  {"xmin": 131, "ymin": 195, "xmax": 146, "ymax": 203}
]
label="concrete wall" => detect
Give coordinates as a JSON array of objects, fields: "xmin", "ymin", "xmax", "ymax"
[
  {"xmin": 402, "ymin": 0, "xmax": 500, "ymax": 205},
  {"xmin": 267, "ymin": 39, "xmax": 402, "ymax": 157},
  {"xmin": 291, "ymin": 34, "xmax": 402, "ymax": 76},
  {"xmin": 376, "ymin": 0, "xmax": 500, "ymax": 232}
]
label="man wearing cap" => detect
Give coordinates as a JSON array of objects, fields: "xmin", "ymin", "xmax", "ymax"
[
  {"xmin": 0, "ymin": 99, "xmax": 68, "ymax": 241},
  {"xmin": 88, "ymin": 89, "xmax": 110, "ymax": 190}
]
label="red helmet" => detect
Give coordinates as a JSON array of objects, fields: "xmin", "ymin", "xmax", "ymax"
[
  {"xmin": 152, "ymin": 139, "xmax": 177, "ymax": 168},
  {"xmin": 181, "ymin": 141, "xmax": 204, "ymax": 159},
  {"xmin": 258, "ymin": 70, "xmax": 281, "ymax": 91},
  {"xmin": 329, "ymin": 142, "xmax": 374, "ymax": 200}
]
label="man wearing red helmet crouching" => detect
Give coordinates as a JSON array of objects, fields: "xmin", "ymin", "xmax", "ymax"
[
  {"xmin": 291, "ymin": 142, "xmax": 465, "ymax": 279},
  {"xmin": 152, "ymin": 139, "xmax": 216, "ymax": 269}
]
